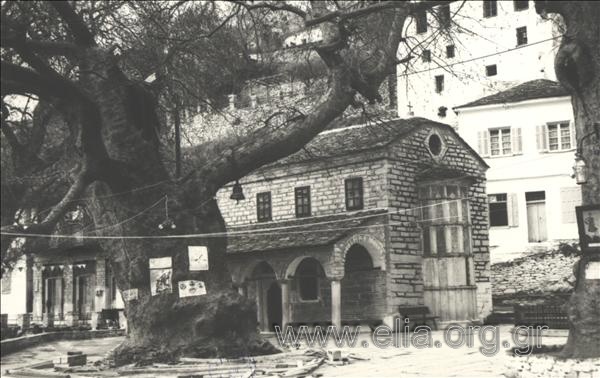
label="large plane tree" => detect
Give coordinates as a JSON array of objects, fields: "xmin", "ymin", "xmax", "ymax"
[
  {"xmin": 0, "ymin": 0, "xmax": 443, "ymax": 364},
  {"xmin": 1, "ymin": 0, "xmax": 598, "ymax": 364},
  {"xmin": 535, "ymin": 0, "xmax": 600, "ymax": 359}
]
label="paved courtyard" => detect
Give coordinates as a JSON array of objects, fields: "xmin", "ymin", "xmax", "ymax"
[{"xmin": 3, "ymin": 326, "xmax": 596, "ymax": 377}]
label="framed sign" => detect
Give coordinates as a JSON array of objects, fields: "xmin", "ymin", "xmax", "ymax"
[
  {"xmin": 178, "ymin": 280, "xmax": 207, "ymax": 298},
  {"xmin": 576, "ymin": 204, "xmax": 600, "ymax": 253},
  {"xmin": 149, "ymin": 257, "xmax": 172, "ymax": 295},
  {"xmin": 188, "ymin": 246, "xmax": 209, "ymax": 271}
]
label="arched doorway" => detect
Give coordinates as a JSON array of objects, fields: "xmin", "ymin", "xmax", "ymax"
[
  {"xmin": 342, "ymin": 244, "xmax": 384, "ymax": 321},
  {"xmin": 248, "ymin": 261, "xmax": 278, "ymax": 332},
  {"xmin": 295, "ymin": 258, "xmax": 324, "ymax": 301},
  {"xmin": 266, "ymin": 282, "xmax": 282, "ymax": 331}
]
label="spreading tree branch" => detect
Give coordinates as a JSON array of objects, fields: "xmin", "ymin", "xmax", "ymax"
[{"xmin": 50, "ymin": 1, "xmax": 97, "ymax": 47}]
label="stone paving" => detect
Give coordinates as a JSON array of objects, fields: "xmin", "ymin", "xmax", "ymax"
[{"xmin": 1, "ymin": 326, "xmax": 599, "ymax": 377}]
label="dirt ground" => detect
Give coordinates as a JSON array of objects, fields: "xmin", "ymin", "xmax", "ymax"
[{"xmin": 1, "ymin": 326, "xmax": 596, "ymax": 377}]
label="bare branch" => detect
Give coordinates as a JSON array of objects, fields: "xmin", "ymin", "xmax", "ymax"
[
  {"xmin": 234, "ymin": 1, "xmax": 307, "ymax": 19},
  {"xmin": 1, "ymin": 36, "xmax": 80, "ymax": 57},
  {"xmin": 0, "ymin": 61, "xmax": 87, "ymax": 101},
  {"xmin": 50, "ymin": 1, "xmax": 96, "ymax": 47}
]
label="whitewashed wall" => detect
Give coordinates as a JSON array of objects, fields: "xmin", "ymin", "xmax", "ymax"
[
  {"xmin": 457, "ymin": 96, "xmax": 581, "ymax": 262},
  {"xmin": 0, "ymin": 256, "xmax": 28, "ymax": 320},
  {"xmin": 397, "ymin": 1, "xmax": 560, "ymax": 126}
]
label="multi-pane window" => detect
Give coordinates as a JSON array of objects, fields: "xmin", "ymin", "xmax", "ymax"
[
  {"xmin": 514, "ymin": 0, "xmax": 529, "ymax": 11},
  {"xmin": 483, "ymin": 0, "xmax": 497, "ymax": 17},
  {"xmin": 446, "ymin": 45, "xmax": 455, "ymax": 58},
  {"xmin": 438, "ymin": 4, "xmax": 451, "ymax": 29},
  {"xmin": 419, "ymin": 184, "xmax": 470, "ymax": 256},
  {"xmin": 489, "ymin": 128, "xmax": 512, "ymax": 156},
  {"xmin": 256, "ymin": 192, "xmax": 272, "ymax": 222},
  {"xmin": 416, "ymin": 9, "xmax": 428, "ymax": 34},
  {"xmin": 422, "ymin": 49, "xmax": 432, "ymax": 63},
  {"xmin": 294, "ymin": 186, "xmax": 311, "ymax": 218},
  {"xmin": 345, "ymin": 178, "xmax": 364, "ymax": 211},
  {"xmin": 516, "ymin": 27, "xmax": 528, "ymax": 45},
  {"xmin": 489, "ymin": 194, "xmax": 508, "ymax": 227},
  {"xmin": 435, "ymin": 75, "xmax": 444, "ymax": 93},
  {"xmin": 547, "ymin": 122, "xmax": 572, "ymax": 151},
  {"xmin": 486, "ymin": 64, "xmax": 497, "ymax": 76}
]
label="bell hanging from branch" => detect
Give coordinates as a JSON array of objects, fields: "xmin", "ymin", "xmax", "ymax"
[{"xmin": 230, "ymin": 180, "xmax": 245, "ymax": 202}]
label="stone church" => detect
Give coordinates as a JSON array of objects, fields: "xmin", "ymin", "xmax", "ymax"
[{"xmin": 217, "ymin": 116, "xmax": 492, "ymax": 331}]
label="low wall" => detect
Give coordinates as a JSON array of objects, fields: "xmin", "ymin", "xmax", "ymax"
[
  {"xmin": 0, "ymin": 328, "xmax": 125, "ymax": 356},
  {"xmin": 491, "ymin": 247, "xmax": 579, "ymax": 307}
]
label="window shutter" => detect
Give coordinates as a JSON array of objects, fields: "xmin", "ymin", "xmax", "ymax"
[
  {"xmin": 536, "ymin": 125, "xmax": 548, "ymax": 152},
  {"xmin": 507, "ymin": 193, "xmax": 519, "ymax": 227},
  {"xmin": 512, "ymin": 127, "xmax": 522, "ymax": 154},
  {"xmin": 569, "ymin": 121, "xmax": 577, "ymax": 149},
  {"xmin": 477, "ymin": 130, "xmax": 490, "ymax": 157}
]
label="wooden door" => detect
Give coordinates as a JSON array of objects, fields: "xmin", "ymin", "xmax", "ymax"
[
  {"xmin": 527, "ymin": 202, "xmax": 547, "ymax": 242},
  {"xmin": 267, "ymin": 282, "xmax": 282, "ymax": 331},
  {"xmin": 44, "ymin": 278, "xmax": 63, "ymax": 318},
  {"xmin": 423, "ymin": 257, "xmax": 477, "ymax": 322},
  {"xmin": 76, "ymin": 274, "xmax": 94, "ymax": 317}
]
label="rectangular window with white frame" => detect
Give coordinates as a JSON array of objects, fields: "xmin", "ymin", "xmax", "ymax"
[
  {"xmin": 489, "ymin": 128, "xmax": 511, "ymax": 156},
  {"xmin": 547, "ymin": 121, "xmax": 573, "ymax": 151},
  {"xmin": 478, "ymin": 127, "xmax": 522, "ymax": 157},
  {"xmin": 488, "ymin": 193, "xmax": 519, "ymax": 227},
  {"xmin": 536, "ymin": 121, "xmax": 575, "ymax": 153}
]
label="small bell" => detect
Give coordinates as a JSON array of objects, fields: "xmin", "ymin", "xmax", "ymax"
[{"xmin": 230, "ymin": 180, "xmax": 245, "ymax": 202}]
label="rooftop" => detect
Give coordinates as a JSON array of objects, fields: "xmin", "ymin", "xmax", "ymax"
[
  {"xmin": 226, "ymin": 209, "xmax": 387, "ymax": 253},
  {"xmin": 273, "ymin": 117, "xmax": 442, "ymax": 165},
  {"xmin": 454, "ymin": 79, "xmax": 570, "ymax": 110}
]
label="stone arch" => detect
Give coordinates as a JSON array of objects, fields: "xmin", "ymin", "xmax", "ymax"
[
  {"xmin": 238, "ymin": 260, "xmax": 279, "ymax": 284},
  {"xmin": 337, "ymin": 234, "xmax": 385, "ymax": 277},
  {"xmin": 284, "ymin": 255, "xmax": 330, "ymax": 279}
]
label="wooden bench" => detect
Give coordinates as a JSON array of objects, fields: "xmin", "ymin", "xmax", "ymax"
[
  {"xmin": 398, "ymin": 306, "xmax": 439, "ymax": 330},
  {"xmin": 514, "ymin": 304, "xmax": 569, "ymax": 329}
]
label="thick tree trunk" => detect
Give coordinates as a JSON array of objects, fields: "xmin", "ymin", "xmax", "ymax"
[
  {"xmin": 538, "ymin": 0, "xmax": 600, "ymax": 359},
  {"xmin": 80, "ymin": 55, "xmax": 278, "ymax": 365}
]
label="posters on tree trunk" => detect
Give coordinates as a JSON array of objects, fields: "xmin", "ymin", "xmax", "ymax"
[
  {"xmin": 122, "ymin": 288, "xmax": 138, "ymax": 301},
  {"xmin": 178, "ymin": 280, "xmax": 207, "ymax": 297},
  {"xmin": 149, "ymin": 257, "xmax": 172, "ymax": 295},
  {"xmin": 188, "ymin": 246, "xmax": 209, "ymax": 271}
]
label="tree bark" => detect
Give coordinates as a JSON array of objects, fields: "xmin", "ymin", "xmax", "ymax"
[
  {"xmin": 1, "ymin": 1, "xmax": 415, "ymax": 365},
  {"xmin": 536, "ymin": 0, "xmax": 600, "ymax": 359}
]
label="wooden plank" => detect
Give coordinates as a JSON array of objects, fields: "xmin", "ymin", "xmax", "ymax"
[
  {"xmin": 438, "ymin": 258, "xmax": 448, "ymax": 289},
  {"xmin": 445, "ymin": 258, "xmax": 455, "ymax": 287},
  {"xmin": 422, "ymin": 258, "xmax": 432, "ymax": 286}
]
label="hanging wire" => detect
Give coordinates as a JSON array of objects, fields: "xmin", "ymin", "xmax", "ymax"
[{"xmin": 1, "ymin": 196, "xmax": 480, "ymax": 240}]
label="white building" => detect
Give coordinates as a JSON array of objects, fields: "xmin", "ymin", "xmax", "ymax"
[
  {"xmin": 455, "ymin": 79, "xmax": 581, "ymax": 262},
  {"xmin": 398, "ymin": 0, "xmax": 561, "ymax": 126},
  {"xmin": 1, "ymin": 256, "xmax": 29, "ymax": 323}
]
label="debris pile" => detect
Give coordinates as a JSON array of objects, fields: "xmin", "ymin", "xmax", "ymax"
[{"xmin": 4, "ymin": 348, "xmax": 368, "ymax": 377}]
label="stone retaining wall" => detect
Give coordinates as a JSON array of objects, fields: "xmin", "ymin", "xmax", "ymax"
[{"xmin": 492, "ymin": 247, "xmax": 579, "ymax": 306}]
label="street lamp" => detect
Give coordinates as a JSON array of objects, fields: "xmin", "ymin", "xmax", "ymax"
[
  {"xmin": 572, "ymin": 152, "xmax": 588, "ymax": 184},
  {"xmin": 572, "ymin": 122, "xmax": 599, "ymax": 185}
]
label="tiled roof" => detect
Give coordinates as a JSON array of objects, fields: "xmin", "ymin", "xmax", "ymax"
[
  {"xmin": 273, "ymin": 117, "xmax": 443, "ymax": 165},
  {"xmin": 226, "ymin": 209, "xmax": 387, "ymax": 253},
  {"xmin": 454, "ymin": 79, "xmax": 570, "ymax": 110}
]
